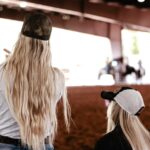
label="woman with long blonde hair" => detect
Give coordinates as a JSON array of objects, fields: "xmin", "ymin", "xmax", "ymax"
[
  {"xmin": 0, "ymin": 11, "xmax": 70, "ymax": 150},
  {"xmin": 94, "ymin": 87, "xmax": 150, "ymax": 150}
]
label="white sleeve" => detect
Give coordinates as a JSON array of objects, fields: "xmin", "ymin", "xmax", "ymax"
[
  {"xmin": 0, "ymin": 64, "xmax": 5, "ymax": 91},
  {"xmin": 53, "ymin": 67, "xmax": 65, "ymax": 102}
]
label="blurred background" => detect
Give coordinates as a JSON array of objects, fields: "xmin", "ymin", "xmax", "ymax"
[
  {"xmin": 0, "ymin": 0, "xmax": 150, "ymax": 150},
  {"xmin": 1, "ymin": 0, "xmax": 150, "ymax": 86}
]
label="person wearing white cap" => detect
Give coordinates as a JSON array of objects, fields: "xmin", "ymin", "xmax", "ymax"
[{"xmin": 94, "ymin": 87, "xmax": 150, "ymax": 150}]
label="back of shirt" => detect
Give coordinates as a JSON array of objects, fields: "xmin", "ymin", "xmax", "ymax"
[
  {"xmin": 94, "ymin": 125, "xmax": 132, "ymax": 150},
  {"xmin": 0, "ymin": 64, "xmax": 20, "ymax": 139},
  {"xmin": 0, "ymin": 64, "xmax": 65, "ymax": 139}
]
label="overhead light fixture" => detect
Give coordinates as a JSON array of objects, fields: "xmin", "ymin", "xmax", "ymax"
[
  {"xmin": 137, "ymin": 0, "xmax": 145, "ymax": 2},
  {"xmin": 89, "ymin": 0, "xmax": 103, "ymax": 3},
  {"xmin": 62, "ymin": 14, "xmax": 70, "ymax": 20},
  {"xmin": 19, "ymin": 1, "xmax": 27, "ymax": 8}
]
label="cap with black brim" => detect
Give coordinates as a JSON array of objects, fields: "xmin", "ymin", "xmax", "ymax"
[{"xmin": 100, "ymin": 87, "xmax": 145, "ymax": 116}]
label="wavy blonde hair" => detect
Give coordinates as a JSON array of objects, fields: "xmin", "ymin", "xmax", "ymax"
[
  {"xmin": 4, "ymin": 34, "xmax": 70, "ymax": 150},
  {"xmin": 107, "ymin": 101, "xmax": 150, "ymax": 150}
]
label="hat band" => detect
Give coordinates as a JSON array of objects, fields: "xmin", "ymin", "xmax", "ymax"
[{"xmin": 22, "ymin": 31, "xmax": 50, "ymax": 41}]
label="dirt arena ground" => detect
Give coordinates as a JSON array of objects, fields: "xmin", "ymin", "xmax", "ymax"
[{"xmin": 54, "ymin": 85, "xmax": 150, "ymax": 150}]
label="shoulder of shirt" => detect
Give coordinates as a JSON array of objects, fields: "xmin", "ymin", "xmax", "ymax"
[
  {"xmin": 53, "ymin": 67, "xmax": 65, "ymax": 80},
  {"xmin": 0, "ymin": 63, "xmax": 6, "ymax": 77},
  {"xmin": 0, "ymin": 63, "xmax": 5, "ymax": 71},
  {"xmin": 99, "ymin": 129, "xmax": 117, "ymax": 142},
  {"xmin": 95, "ymin": 129, "xmax": 118, "ymax": 150}
]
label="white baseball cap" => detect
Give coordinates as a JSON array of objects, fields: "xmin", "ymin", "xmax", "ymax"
[{"xmin": 101, "ymin": 87, "xmax": 145, "ymax": 115}]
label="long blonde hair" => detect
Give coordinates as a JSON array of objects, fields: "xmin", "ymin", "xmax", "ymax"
[
  {"xmin": 4, "ymin": 12, "xmax": 70, "ymax": 150},
  {"xmin": 107, "ymin": 101, "xmax": 150, "ymax": 150}
]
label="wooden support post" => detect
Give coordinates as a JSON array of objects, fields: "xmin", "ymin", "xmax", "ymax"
[{"xmin": 108, "ymin": 24, "xmax": 123, "ymax": 59}]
